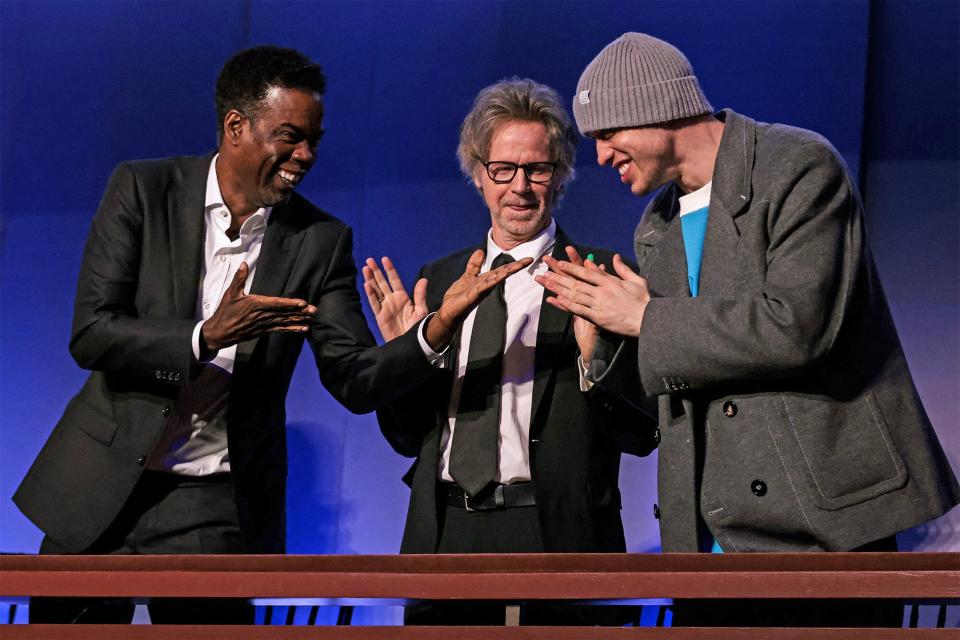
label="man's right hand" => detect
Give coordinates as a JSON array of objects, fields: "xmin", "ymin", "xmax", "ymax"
[
  {"xmin": 201, "ymin": 261, "xmax": 317, "ymax": 352},
  {"xmin": 425, "ymin": 249, "xmax": 532, "ymax": 351}
]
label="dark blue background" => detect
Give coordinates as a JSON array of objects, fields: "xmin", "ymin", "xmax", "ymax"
[{"xmin": 1, "ymin": 0, "xmax": 957, "ymax": 623}]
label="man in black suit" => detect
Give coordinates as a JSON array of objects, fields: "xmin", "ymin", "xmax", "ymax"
[
  {"xmin": 362, "ymin": 78, "xmax": 656, "ymax": 625},
  {"xmin": 15, "ymin": 46, "xmax": 526, "ymax": 625}
]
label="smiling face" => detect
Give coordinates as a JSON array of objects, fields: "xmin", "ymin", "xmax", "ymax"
[
  {"xmin": 219, "ymin": 86, "xmax": 324, "ymax": 216},
  {"xmin": 474, "ymin": 120, "xmax": 557, "ymax": 250},
  {"xmin": 592, "ymin": 125, "xmax": 679, "ymax": 197}
]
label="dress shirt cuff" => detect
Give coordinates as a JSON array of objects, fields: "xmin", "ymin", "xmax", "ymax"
[
  {"xmin": 577, "ymin": 354, "xmax": 595, "ymax": 392},
  {"xmin": 193, "ymin": 321, "xmax": 219, "ymax": 363},
  {"xmin": 417, "ymin": 312, "xmax": 450, "ymax": 367}
]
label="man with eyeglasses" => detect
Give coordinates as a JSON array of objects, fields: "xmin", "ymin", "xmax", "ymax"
[{"xmin": 362, "ymin": 78, "xmax": 656, "ymax": 626}]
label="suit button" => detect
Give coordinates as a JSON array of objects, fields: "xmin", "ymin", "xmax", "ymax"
[
  {"xmin": 653, "ymin": 428, "xmax": 661, "ymax": 444},
  {"xmin": 723, "ymin": 400, "xmax": 738, "ymax": 417},
  {"xmin": 161, "ymin": 406, "xmax": 171, "ymax": 417},
  {"xmin": 653, "ymin": 503, "xmax": 660, "ymax": 520},
  {"xmin": 137, "ymin": 455, "xmax": 146, "ymax": 466},
  {"xmin": 751, "ymin": 479, "xmax": 767, "ymax": 497}
]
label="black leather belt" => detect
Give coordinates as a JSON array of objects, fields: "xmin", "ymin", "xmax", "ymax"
[{"xmin": 444, "ymin": 482, "xmax": 537, "ymax": 511}]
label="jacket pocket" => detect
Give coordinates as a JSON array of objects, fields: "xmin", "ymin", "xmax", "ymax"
[
  {"xmin": 63, "ymin": 395, "xmax": 120, "ymax": 447},
  {"xmin": 779, "ymin": 364, "xmax": 907, "ymax": 510}
]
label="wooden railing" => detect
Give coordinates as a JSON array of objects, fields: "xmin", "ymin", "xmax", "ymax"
[{"xmin": 1, "ymin": 552, "xmax": 957, "ymax": 639}]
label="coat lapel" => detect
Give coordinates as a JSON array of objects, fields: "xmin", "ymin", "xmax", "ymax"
[
  {"xmin": 168, "ymin": 155, "xmax": 210, "ymax": 317},
  {"xmin": 698, "ymin": 109, "xmax": 754, "ymax": 297},
  {"xmin": 248, "ymin": 201, "xmax": 306, "ymax": 298}
]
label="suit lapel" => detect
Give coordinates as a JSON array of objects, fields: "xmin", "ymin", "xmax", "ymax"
[
  {"xmin": 530, "ymin": 230, "xmax": 572, "ymax": 432},
  {"xmin": 248, "ymin": 201, "xmax": 306, "ymax": 298},
  {"xmin": 169, "ymin": 155, "xmax": 210, "ymax": 317}
]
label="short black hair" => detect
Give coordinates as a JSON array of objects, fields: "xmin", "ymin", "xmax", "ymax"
[{"xmin": 215, "ymin": 45, "xmax": 326, "ymax": 139}]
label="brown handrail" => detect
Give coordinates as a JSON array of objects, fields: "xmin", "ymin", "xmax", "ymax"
[{"xmin": 1, "ymin": 552, "xmax": 957, "ymax": 639}]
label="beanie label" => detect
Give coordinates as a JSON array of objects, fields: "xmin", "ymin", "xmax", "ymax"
[{"xmin": 578, "ymin": 90, "xmax": 591, "ymax": 105}]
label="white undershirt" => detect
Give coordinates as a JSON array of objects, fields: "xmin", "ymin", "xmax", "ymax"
[
  {"xmin": 147, "ymin": 155, "xmax": 271, "ymax": 475},
  {"xmin": 421, "ymin": 219, "xmax": 556, "ymax": 485}
]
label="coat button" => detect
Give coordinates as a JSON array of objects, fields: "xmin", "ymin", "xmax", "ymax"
[
  {"xmin": 723, "ymin": 400, "xmax": 738, "ymax": 417},
  {"xmin": 161, "ymin": 406, "xmax": 171, "ymax": 417},
  {"xmin": 653, "ymin": 503, "xmax": 660, "ymax": 520},
  {"xmin": 751, "ymin": 479, "xmax": 767, "ymax": 496},
  {"xmin": 137, "ymin": 455, "xmax": 146, "ymax": 465},
  {"xmin": 653, "ymin": 428, "xmax": 661, "ymax": 445}
]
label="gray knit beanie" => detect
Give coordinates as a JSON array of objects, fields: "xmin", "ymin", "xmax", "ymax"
[{"xmin": 573, "ymin": 33, "xmax": 712, "ymax": 136}]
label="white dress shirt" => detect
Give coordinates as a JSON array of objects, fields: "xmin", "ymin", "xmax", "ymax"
[
  {"xmin": 147, "ymin": 155, "xmax": 271, "ymax": 475},
  {"xmin": 424, "ymin": 219, "xmax": 557, "ymax": 485}
]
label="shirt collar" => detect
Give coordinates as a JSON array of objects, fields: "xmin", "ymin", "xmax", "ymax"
[
  {"xmin": 206, "ymin": 154, "xmax": 272, "ymax": 237},
  {"xmin": 678, "ymin": 181, "xmax": 712, "ymax": 217},
  {"xmin": 484, "ymin": 218, "xmax": 557, "ymax": 270}
]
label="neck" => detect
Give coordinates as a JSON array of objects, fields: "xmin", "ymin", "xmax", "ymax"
[
  {"xmin": 215, "ymin": 154, "xmax": 259, "ymax": 225},
  {"xmin": 674, "ymin": 115, "xmax": 725, "ymax": 194}
]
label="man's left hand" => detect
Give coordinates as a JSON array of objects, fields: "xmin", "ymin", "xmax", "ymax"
[{"xmin": 537, "ymin": 253, "xmax": 650, "ymax": 338}]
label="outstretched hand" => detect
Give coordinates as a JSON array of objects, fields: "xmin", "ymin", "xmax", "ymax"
[
  {"xmin": 536, "ymin": 252, "xmax": 650, "ymax": 338},
  {"xmin": 425, "ymin": 249, "xmax": 533, "ymax": 350},
  {"xmin": 362, "ymin": 256, "xmax": 428, "ymax": 342},
  {"xmin": 202, "ymin": 262, "xmax": 317, "ymax": 352}
]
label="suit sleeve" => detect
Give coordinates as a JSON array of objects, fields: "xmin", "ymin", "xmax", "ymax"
[
  {"xmin": 637, "ymin": 141, "xmax": 865, "ymax": 395},
  {"xmin": 374, "ymin": 265, "xmax": 449, "ymax": 456},
  {"xmin": 69, "ymin": 163, "xmax": 196, "ymax": 383},
  {"xmin": 307, "ymin": 230, "xmax": 436, "ymax": 414}
]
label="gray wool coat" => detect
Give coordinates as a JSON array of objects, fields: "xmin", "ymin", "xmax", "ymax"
[{"xmin": 597, "ymin": 109, "xmax": 959, "ymax": 552}]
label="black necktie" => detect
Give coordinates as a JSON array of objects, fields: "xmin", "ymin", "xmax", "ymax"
[{"xmin": 449, "ymin": 252, "xmax": 514, "ymax": 496}]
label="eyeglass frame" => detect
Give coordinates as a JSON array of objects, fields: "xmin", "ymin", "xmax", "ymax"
[{"xmin": 478, "ymin": 159, "xmax": 558, "ymax": 184}]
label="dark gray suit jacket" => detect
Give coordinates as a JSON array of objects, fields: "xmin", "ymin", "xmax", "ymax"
[
  {"xmin": 619, "ymin": 110, "xmax": 959, "ymax": 551},
  {"xmin": 378, "ymin": 229, "xmax": 657, "ymax": 555},
  {"xmin": 14, "ymin": 155, "xmax": 430, "ymax": 553}
]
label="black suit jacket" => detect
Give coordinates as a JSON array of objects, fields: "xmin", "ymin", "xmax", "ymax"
[
  {"xmin": 14, "ymin": 155, "xmax": 430, "ymax": 553},
  {"xmin": 378, "ymin": 228, "xmax": 657, "ymax": 554}
]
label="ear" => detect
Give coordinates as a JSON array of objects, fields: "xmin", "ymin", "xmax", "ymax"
[
  {"xmin": 472, "ymin": 169, "xmax": 483, "ymax": 191},
  {"xmin": 223, "ymin": 110, "xmax": 246, "ymax": 146}
]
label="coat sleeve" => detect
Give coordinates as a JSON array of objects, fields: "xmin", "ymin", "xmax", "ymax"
[
  {"xmin": 306, "ymin": 227, "xmax": 436, "ymax": 414},
  {"xmin": 374, "ymin": 264, "xmax": 450, "ymax": 456},
  {"xmin": 69, "ymin": 163, "xmax": 196, "ymax": 383},
  {"xmin": 637, "ymin": 141, "xmax": 866, "ymax": 395}
]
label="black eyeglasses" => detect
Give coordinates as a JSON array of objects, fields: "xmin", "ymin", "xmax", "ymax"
[{"xmin": 481, "ymin": 160, "xmax": 557, "ymax": 184}]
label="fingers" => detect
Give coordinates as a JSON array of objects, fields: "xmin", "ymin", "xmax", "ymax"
[
  {"xmin": 364, "ymin": 258, "xmax": 391, "ymax": 296},
  {"xmin": 249, "ymin": 294, "xmax": 314, "ymax": 312},
  {"xmin": 229, "ymin": 261, "xmax": 250, "ymax": 294},
  {"xmin": 612, "ymin": 254, "xmax": 644, "ymax": 283},
  {"xmin": 382, "ymin": 256, "xmax": 406, "ymax": 293},
  {"xmin": 413, "ymin": 277, "xmax": 428, "ymax": 309},
  {"xmin": 362, "ymin": 279, "xmax": 382, "ymax": 313},
  {"xmin": 480, "ymin": 256, "xmax": 533, "ymax": 290},
  {"xmin": 543, "ymin": 255, "xmax": 607, "ymax": 286},
  {"xmin": 535, "ymin": 270, "xmax": 597, "ymax": 303},
  {"xmin": 564, "ymin": 245, "xmax": 584, "ymax": 266},
  {"xmin": 464, "ymin": 249, "xmax": 485, "ymax": 277}
]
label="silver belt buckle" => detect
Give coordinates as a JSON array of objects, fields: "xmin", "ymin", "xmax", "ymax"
[{"xmin": 463, "ymin": 492, "xmax": 475, "ymax": 512}]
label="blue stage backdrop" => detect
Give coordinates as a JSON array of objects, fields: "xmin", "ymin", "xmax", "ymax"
[{"xmin": 1, "ymin": 0, "xmax": 957, "ymax": 612}]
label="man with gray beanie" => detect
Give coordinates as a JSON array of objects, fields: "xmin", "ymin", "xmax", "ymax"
[{"xmin": 538, "ymin": 32, "xmax": 959, "ymax": 628}]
